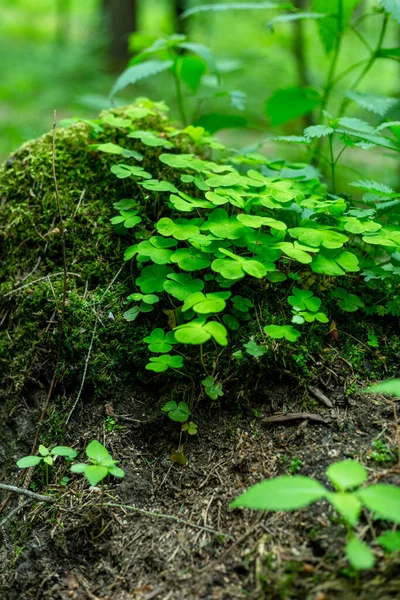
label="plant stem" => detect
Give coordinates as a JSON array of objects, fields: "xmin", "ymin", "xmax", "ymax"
[
  {"xmin": 329, "ymin": 134, "xmax": 336, "ymax": 194},
  {"xmin": 200, "ymin": 344, "xmax": 208, "ymax": 375},
  {"xmin": 338, "ymin": 13, "xmax": 389, "ymax": 116},
  {"xmin": 173, "ymin": 67, "xmax": 188, "ymax": 126}
]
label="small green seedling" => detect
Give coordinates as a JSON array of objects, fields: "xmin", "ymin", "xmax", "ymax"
[
  {"xmin": 202, "ymin": 376, "xmax": 224, "ymax": 400},
  {"xmin": 70, "ymin": 440, "xmax": 125, "ymax": 487},
  {"xmin": 231, "ymin": 459, "xmax": 400, "ymax": 571},
  {"xmin": 161, "ymin": 400, "xmax": 191, "ymax": 423},
  {"xmin": 182, "ymin": 421, "xmax": 198, "ymax": 435},
  {"xmin": 17, "ymin": 444, "xmax": 77, "ymax": 487}
]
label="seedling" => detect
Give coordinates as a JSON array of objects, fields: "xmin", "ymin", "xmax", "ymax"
[
  {"xmin": 70, "ymin": 440, "xmax": 125, "ymax": 488},
  {"xmin": 231, "ymin": 459, "xmax": 400, "ymax": 571},
  {"xmin": 17, "ymin": 444, "xmax": 77, "ymax": 487}
]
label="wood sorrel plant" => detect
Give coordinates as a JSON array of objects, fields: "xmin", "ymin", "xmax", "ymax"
[
  {"xmin": 97, "ymin": 98, "xmax": 399, "ymax": 394},
  {"xmin": 231, "ymin": 459, "xmax": 400, "ymax": 570}
]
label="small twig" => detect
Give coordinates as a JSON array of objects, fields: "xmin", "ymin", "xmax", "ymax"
[
  {"xmin": 104, "ymin": 502, "xmax": 233, "ymax": 539},
  {"xmin": 21, "ymin": 257, "xmax": 42, "ymax": 282},
  {"xmin": 73, "ymin": 188, "xmax": 86, "ymax": 217},
  {"xmin": 3, "ymin": 272, "xmax": 80, "ymax": 297},
  {"xmin": 65, "ymin": 265, "xmax": 125, "ymax": 426},
  {"xmin": 0, "ymin": 483, "xmax": 54, "ymax": 503},
  {"xmin": 0, "ymin": 500, "xmax": 31, "ymax": 529},
  {"xmin": 308, "ymin": 387, "xmax": 334, "ymax": 409}
]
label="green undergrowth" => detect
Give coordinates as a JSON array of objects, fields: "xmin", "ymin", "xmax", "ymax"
[{"xmin": 1, "ymin": 98, "xmax": 399, "ymax": 409}]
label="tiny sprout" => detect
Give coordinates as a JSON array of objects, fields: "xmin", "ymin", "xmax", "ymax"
[
  {"xmin": 70, "ymin": 440, "xmax": 125, "ymax": 487},
  {"xmin": 17, "ymin": 444, "xmax": 78, "ymax": 488}
]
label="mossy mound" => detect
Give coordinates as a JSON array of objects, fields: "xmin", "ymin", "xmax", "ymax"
[{"xmin": 0, "ymin": 101, "xmax": 195, "ymax": 395}]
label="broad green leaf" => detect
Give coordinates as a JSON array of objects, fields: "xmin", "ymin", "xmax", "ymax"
[
  {"xmin": 345, "ymin": 538, "xmax": 375, "ymax": 570},
  {"xmin": 178, "ymin": 54, "xmax": 206, "ymax": 93},
  {"xmin": 277, "ymin": 242, "xmax": 312, "ymax": 264},
  {"xmin": 366, "ymin": 379, "xmax": 400, "ymax": 398},
  {"xmin": 143, "ymin": 328, "xmax": 176, "ymax": 353},
  {"xmin": 327, "ymin": 492, "xmax": 362, "ymax": 526},
  {"xmin": 288, "ymin": 288, "xmax": 321, "ymax": 312},
  {"xmin": 345, "ymin": 91, "xmax": 398, "ymax": 117},
  {"xmin": 141, "ymin": 179, "xmax": 178, "ymax": 192},
  {"xmin": 93, "ymin": 143, "xmax": 143, "ymax": 161},
  {"xmin": 179, "ymin": 41, "xmax": 219, "ymax": 78},
  {"xmin": 86, "ymin": 440, "xmax": 112, "ymax": 464},
  {"xmin": 110, "ymin": 59, "xmax": 174, "ymax": 96},
  {"xmin": 343, "ymin": 218, "xmax": 381, "ymax": 235},
  {"xmin": 377, "ymin": 531, "xmax": 400, "ymax": 553},
  {"xmin": 114, "ymin": 199, "xmax": 137, "ymax": 210},
  {"xmin": 174, "ymin": 318, "xmax": 228, "ymax": 346},
  {"xmin": 17, "ymin": 455, "xmax": 42, "ymax": 468},
  {"xmin": 312, "ymin": 250, "xmax": 359, "ymax": 276},
  {"xmin": 237, "ymin": 213, "xmax": 287, "ymax": 231},
  {"xmin": 136, "ymin": 265, "xmax": 174, "ymax": 293},
  {"xmin": 161, "ymin": 401, "xmax": 191, "ymax": 422},
  {"xmin": 83, "ymin": 465, "xmax": 109, "ymax": 486},
  {"xmin": 164, "ymin": 273, "xmax": 204, "ymax": 301},
  {"xmin": 123, "ymin": 306, "xmax": 140, "ymax": 322},
  {"xmin": 266, "ymin": 86, "xmax": 321, "ymax": 126},
  {"xmin": 146, "ymin": 354, "xmax": 184, "ymax": 372},
  {"xmin": 357, "ymin": 485, "xmax": 400, "ymax": 524},
  {"xmin": 332, "ymin": 288, "xmax": 364, "ymax": 312},
  {"xmin": 169, "ymin": 193, "xmax": 213, "ymax": 212},
  {"xmin": 170, "ymin": 247, "xmax": 211, "ymax": 271},
  {"xmin": 110, "ymin": 164, "xmax": 152, "ymax": 180},
  {"xmin": 182, "ymin": 291, "xmax": 230, "ymax": 315},
  {"xmin": 231, "ymin": 295, "xmax": 254, "ymax": 312},
  {"xmin": 244, "ymin": 340, "xmax": 266, "ymax": 357},
  {"xmin": 202, "ymin": 375, "xmax": 224, "ymax": 400},
  {"xmin": 264, "ymin": 324, "xmax": 301, "ymax": 342},
  {"xmin": 156, "ymin": 217, "xmax": 200, "ymax": 240},
  {"xmin": 51, "ymin": 446, "xmax": 78, "ymax": 458},
  {"xmin": 137, "ymin": 237, "xmax": 177, "ymax": 265},
  {"xmin": 70, "ymin": 463, "xmax": 87, "ymax": 474},
  {"xmin": 338, "ymin": 117, "xmax": 376, "ymax": 135},
  {"xmin": 128, "ymin": 130, "xmax": 173, "ymax": 148},
  {"xmin": 326, "ymin": 460, "xmax": 367, "ymax": 491},
  {"xmin": 109, "ymin": 466, "xmax": 125, "ymax": 478},
  {"xmin": 38, "ymin": 444, "xmax": 49, "ymax": 456},
  {"xmin": 289, "ymin": 227, "xmax": 348, "ymax": 249},
  {"xmin": 231, "ymin": 476, "xmax": 327, "ymax": 510}
]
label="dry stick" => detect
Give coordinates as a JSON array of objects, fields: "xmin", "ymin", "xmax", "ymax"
[
  {"xmin": 4, "ymin": 272, "xmax": 80, "ymax": 297},
  {"xmin": 103, "ymin": 502, "xmax": 233, "ymax": 539},
  {"xmin": 0, "ymin": 483, "xmax": 54, "ymax": 503},
  {"xmin": 0, "ymin": 500, "xmax": 31, "ymax": 529},
  {"xmin": 65, "ymin": 265, "xmax": 125, "ymax": 426}
]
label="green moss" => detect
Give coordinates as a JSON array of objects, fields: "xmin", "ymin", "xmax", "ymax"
[{"xmin": 0, "ymin": 101, "xmax": 194, "ymax": 395}]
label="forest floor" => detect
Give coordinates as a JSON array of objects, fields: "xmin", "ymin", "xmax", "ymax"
[{"xmin": 1, "ymin": 376, "xmax": 400, "ymax": 600}]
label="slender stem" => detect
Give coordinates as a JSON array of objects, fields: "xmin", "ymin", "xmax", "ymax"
[
  {"xmin": 338, "ymin": 13, "xmax": 389, "ymax": 116},
  {"xmin": 349, "ymin": 24, "xmax": 373, "ymax": 55},
  {"xmin": 200, "ymin": 344, "xmax": 208, "ymax": 375},
  {"xmin": 173, "ymin": 67, "xmax": 188, "ymax": 126},
  {"xmin": 45, "ymin": 464, "xmax": 49, "ymax": 489},
  {"xmin": 328, "ymin": 134, "xmax": 336, "ymax": 194},
  {"xmin": 330, "ymin": 58, "xmax": 370, "ymax": 88}
]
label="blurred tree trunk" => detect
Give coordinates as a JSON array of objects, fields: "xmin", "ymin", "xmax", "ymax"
[
  {"xmin": 102, "ymin": 0, "xmax": 137, "ymax": 66},
  {"xmin": 56, "ymin": 0, "xmax": 71, "ymax": 46},
  {"xmin": 174, "ymin": 0, "xmax": 186, "ymax": 34},
  {"xmin": 292, "ymin": 0, "xmax": 313, "ymax": 126}
]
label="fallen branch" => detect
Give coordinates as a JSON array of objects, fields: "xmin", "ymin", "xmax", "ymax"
[
  {"xmin": 104, "ymin": 502, "xmax": 233, "ymax": 539},
  {"xmin": 0, "ymin": 483, "xmax": 55, "ymax": 503},
  {"xmin": 263, "ymin": 412, "xmax": 331, "ymax": 425}
]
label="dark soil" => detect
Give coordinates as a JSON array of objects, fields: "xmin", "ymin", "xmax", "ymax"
[{"xmin": 1, "ymin": 378, "xmax": 399, "ymax": 600}]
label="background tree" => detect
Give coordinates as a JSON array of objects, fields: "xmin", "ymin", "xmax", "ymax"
[{"xmin": 102, "ymin": 0, "xmax": 138, "ymax": 67}]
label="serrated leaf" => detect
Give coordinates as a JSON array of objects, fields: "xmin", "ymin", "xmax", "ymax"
[
  {"xmin": 346, "ymin": 91, "xmax": 398, "ymax": 116},
  {"xmin": 304, "ymin": 125, "xmax": 334, "ymax": 139},
  {"xmin": 182, "ymin": 2, "xmax": 285, "ymax": 18},
  {"xmin": 312, "ymin": 0, "xmax": 362, "ymax": 52},
  {"xmin": 338, "ymin": 117, "xmax": 377, "ymax": 135},
  {"xmin": 266, "ymin": 86, "xmax": 321, "ymax": 126},
  {"xmin": 231, "ymin": 476, "xmax": 327, "ymax": 510},
  {"xmin": 111, "ymin": 60, "xmax": 174, "ymax": 97}
]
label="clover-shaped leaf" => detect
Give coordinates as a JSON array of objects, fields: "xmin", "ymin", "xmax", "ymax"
[
  {"xmin": 182, "ymin": 421, "xmax": 198, "ymax": 435},
  {"xmin": 212, "ymin": 248, "xmax": 269, "ymax": 280},
  {"xmin": 202, "ymin": 208, "xmax": 249, "ymax": 240},
  {"xmin": 169, "ymin": 193, "xmax": 213, "ymax": 212},
  {"xmin": 332, "ymin": 288, "xmax": 365, "ymax": 312},
  {"xmin": 343, "ymin": 217, "xmax": 381, "ymax": 235},
  {"xmin": 137, "ymin": 236, "xmax": 177, "ymax": 265},
  {"xmin": 244, "ymin": 341, "xmax": 266, "ymax": 357},
  {"xmin": 146, "ymin": 354, "xmax": 184, "ymax": 372},
  {"xmin": 110, "ymin": 164, "xmax": 152, "ymax": 179},
  {"xmin": 275, "ymin": 242, "xmax": 313, "ymax": 264},
  {"xmin": 202, "ymin": 376, "xmax": 224, "ymax": 400},
  {"xmin": 170, "ymin": 247, "xmax": 211, "ymax": 271},
  {"xmin": 264, "ymin": 325, "xmax": 301, "ymax": 342},
  {"xmin": 288, "ymin": 288, "xmax": 321, "ymax": 312},
  {"xmin": 205, "ymin": 173, "xmax": 242, "ymax": 187},
  {"xmin": 128, "ymin": 130, "xmax": 173, "ymax": 148},
  {"xmin": 231, "ymin": 295, "xmax": 254, "ymax": 313},
  {"xmin": 312, "ymin": 250, "xmax": 360, "ymax": 276},
  {"xmin": 123, "ymin": 306, "xmax": 140, "ymax": 321},
  {"xmin": 174, "ymin": 318, "xmax": 228, "ymax": 346},
  {"xmin": 143, "ymin": 328, "xmax": 177, "ymax": 353},
  {"xmin": 289, "ymin": 227, "xmax": 348, "ymax": 249},
  {"xmin": 182, "ymin": 291, "xmax": 231, "ymax": 315},
  {"xmin": 236, "ymin": 213, "xmax": 287, "ymax": 231},
  {"xmin": 161, "ymin": 400, "xmax": 191, "ymax": 422},
  {"xmin": 156, "ymin": 217, "xmax": 200, "ymax": 240},
  {"xmin": 141, "ymin": 179, "xmax": 178, "ymax": 192},
  {"xmin": 163, "ymin": 273, "xmax": 204, "ymax": 301},
  {"xmin": 136, "ymin": 265, "xmax": 174, "ymax": 293}
]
